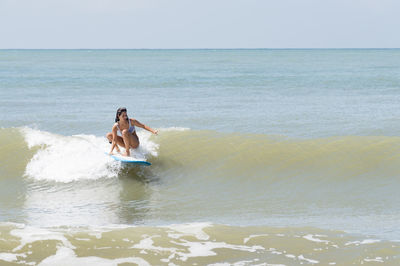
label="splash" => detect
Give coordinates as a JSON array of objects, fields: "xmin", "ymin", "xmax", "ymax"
[{"xmin": 21, "ymin": 127, "xmax": 158, "ymax": 182}]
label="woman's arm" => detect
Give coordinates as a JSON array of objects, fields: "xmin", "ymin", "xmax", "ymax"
[
  {"xmin": 109, "ymin": 125, "xmax": 119, "ymax": 154},
  {"xmin": 132, "ymin": 119, "xmax": 158, "ymax": 135}
]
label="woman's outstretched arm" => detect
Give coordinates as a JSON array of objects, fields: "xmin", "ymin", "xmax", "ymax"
[{"xmin": 132, "ymin": 119, "xmax": 158, "ymax": 135}]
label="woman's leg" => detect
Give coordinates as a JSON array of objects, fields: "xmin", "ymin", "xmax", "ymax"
[
  {"xmin": 121, "ymin": 130, "xmax": 132, "ymax": 156},
  {"xmin": 106, "ymin": 132, "xmax": 113, "ymax": 143},
  {"xmin": 121, "ymin": 130, "xmax": 140, "ymax": 156},
  {"xmin": 129, "ymin": 132, "xmax": 139, "ymax": 149},
  {"xmin": 106, "ymin": 132, "xmax": 124, "ymax": 152}
]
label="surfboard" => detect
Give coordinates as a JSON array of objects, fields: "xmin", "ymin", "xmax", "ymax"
[{"xmin": 106, "ymin": 153, "xmax": 151, "ymax": 166}]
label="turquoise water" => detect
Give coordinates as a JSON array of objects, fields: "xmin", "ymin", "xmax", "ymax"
[
  {"xmin": 1, "ymin": 49, "xmax": 400, "ymax": 264},
  {"xmin": 1, "ymin": 49, "xmax": 400, "ymax": 137}
]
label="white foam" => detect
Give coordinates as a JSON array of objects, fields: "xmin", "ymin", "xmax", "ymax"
[
  {"xmin": 165, "ymin": 223, "xmax": 211, "ymax": 241},
  {"xmin": 0, "ymin": 252, "xmax": 18, "ymax": 262},
  {"xmin": 209, "ymin": 259, "xmax": 278, "ymax": 266},
  {"xmin": 303, "ymin": 234, "xmax": 330, "ymax": 244},
  {"xmin": 130, "ymin": 223, "xmax": 263, "ymax": 263},
  {"xmin": 159, "ymin": 127, "xmax": 190, "ymax": 132},
  {"xmin": 131, "ymin": 236, "xmax": 178, "ymax": 253},
  {"xmin": 75, "ymin": 238, "xmax": 91, "ymax": 241},
  {"xmin": 364, "ymin": 257, "xmax": 384, "ymax": 262},
  {"xmin": 243, "ymin": 234, "xmax": 269, "ymax": 244},
  {"xmin": 345, "ymin": 239, "xmax": 381, "ymax": 246},
  {"xmin": 38, "ymin": 246, "xmax": 150, "ymax": 266},
  {"xmin": 298, "ymin": 254, "xmax": 319, "ymax": 264},
  {"xmin": 10, "ymin": 225, "xmax": 74, "ymax": 252},
  {"xmin": 21, "ymin": 127, "xmax": 158, "ymax": 182},
  {"xmin": 134, "ymin": 130, "xmax": 159, "ymax": 158},
  {"xmin": 171, "ymin": 239, "xmax": 264, "ymax": 262},
  {"xmin": 271, "ymin": 250, "xmax": 282, "ymax": 255}
]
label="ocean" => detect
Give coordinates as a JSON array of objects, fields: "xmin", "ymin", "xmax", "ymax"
[{"xmin": 1, "ymin": 49, "xmax": 400, "ymax": 265}]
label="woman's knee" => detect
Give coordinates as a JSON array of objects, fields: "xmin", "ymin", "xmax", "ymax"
[
  {"xmin": 106, "ymin": 132, "xmax": 113, "ymax": 142},
  {"xmin": 121, "ymin": 129, "xmax": 129, "ymax": 137},
  {"xmin": 131, "ymin": 140, "xmax": 139, "ymax": 148},
  {"xmin": 131, "ymin": 138, "xmax": 139, "ymax": 149}
]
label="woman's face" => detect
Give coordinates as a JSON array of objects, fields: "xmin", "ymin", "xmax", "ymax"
[{"xmin": 119, "ymin": 111, "xmax": 128, "ymax": 121}]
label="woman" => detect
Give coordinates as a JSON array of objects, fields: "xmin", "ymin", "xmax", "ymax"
[{"xmin": 107, "ymin": 107, "xmax": 158, "ymax": 156}]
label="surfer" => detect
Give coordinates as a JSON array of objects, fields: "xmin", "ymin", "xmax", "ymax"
[{"xmin": 107, "ymin": 107, "xmax": 158, "ymax": 156}]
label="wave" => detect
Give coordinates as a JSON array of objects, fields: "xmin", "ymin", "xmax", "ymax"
[
  {"xmin": 0, "ymin": 222, "xmax": 399, "ymax": 265},
  {"xmin": 0, "ymin": 127, "xmax": 158, "ymax": 182},
  {"xmin": 1, "ymin": 127, "xmax": 400, "ymax": 183},
  {"xmin": 0, "ymin": 128, "xmax": 37, "ymax": 180},
  {"xmin": 154, "ymin": 129, "xmax": 400, "ymax": 181},
  {"xmin": 1, "ymin": 127, "xmax": 400, "ymax": 243}
]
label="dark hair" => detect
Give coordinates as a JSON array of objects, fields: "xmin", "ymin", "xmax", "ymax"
[{"xmin": 115, "ymin": 107, "xmax": 128, "ymax": 122}]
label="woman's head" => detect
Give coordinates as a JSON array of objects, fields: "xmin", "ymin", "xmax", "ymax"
[{"xmin": 115, "ymin": 107, "xmax": 128, "ymax": 122}]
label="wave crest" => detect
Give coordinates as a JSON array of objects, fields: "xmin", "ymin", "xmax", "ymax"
[{"xmin": 20, "ymin": 127, "xmax": 158, "ymax": 182}]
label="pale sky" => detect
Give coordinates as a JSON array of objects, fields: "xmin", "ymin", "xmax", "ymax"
[{"xmin": 0, "ymin": 0, "xmax": 399, "ymax": 49}]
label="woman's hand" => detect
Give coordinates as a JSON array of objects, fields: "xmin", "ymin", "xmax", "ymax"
[{"xmin": 133, "ymin": 119, "xmax": 158, "ymax": 135}]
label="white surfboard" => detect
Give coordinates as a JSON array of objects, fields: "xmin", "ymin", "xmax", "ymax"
[{"xmin": 106, "ymin": 153, "xmax": 151, "ymax": 166}]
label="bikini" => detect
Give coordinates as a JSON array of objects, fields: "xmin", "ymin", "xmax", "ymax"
[{"xmin": 117, "ymin": 119, "xmax": 136, "ymax": 136}]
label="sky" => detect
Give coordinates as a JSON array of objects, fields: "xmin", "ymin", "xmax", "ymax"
[{"xmin": 0, "ymin": 0, "xmax": 399, "ymax": 49}]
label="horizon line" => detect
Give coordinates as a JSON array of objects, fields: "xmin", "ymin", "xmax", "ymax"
[{"xmin": 1, "ymin": 48, "xmax": 400, "ymax": 50}]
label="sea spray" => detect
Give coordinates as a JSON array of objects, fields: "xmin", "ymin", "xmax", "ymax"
[{"xmin": 21, "ymin": 127, "xmax": 158, "ymax": 182}]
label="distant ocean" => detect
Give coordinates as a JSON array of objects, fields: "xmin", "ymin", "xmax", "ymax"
[{"xmin": 1, "ymin": 49, "xmax": 400, "ymax": 265}]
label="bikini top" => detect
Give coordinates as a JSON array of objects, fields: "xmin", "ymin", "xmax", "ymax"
[{"xmin": 116, "ymin": 119, "xmax": 136, "ymax": 135}]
